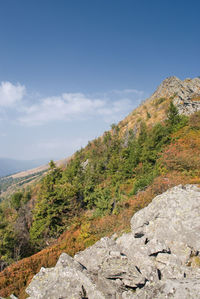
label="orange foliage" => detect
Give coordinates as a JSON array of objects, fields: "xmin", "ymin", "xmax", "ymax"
[
  {"xmin": 1, "ymin": 123, "xmax": 200, "ymax": 298},
  {"xmin": 160, "ymin": 131, "xmax": 200, "ymax": 173},
  {"xmin": 0, "ymin": 194, "xmax": 145, "ymax": 298},
  {"xmin": 1, "ymin": 167, "xmax": 200, "ymax": 299},
  {"xmin": 189, "ymin": 111, "xmax": 200, "ymax": 129}
]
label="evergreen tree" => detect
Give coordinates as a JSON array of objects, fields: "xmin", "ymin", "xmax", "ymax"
[{"xmin": 167, "ymin": 101, "xmax": 180, "ymax": 127}]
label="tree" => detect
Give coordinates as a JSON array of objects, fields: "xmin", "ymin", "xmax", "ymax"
[
  {"xmin": 166, "ymin": 101, "xmax": 180, "ymax": 127},
  {"xmin": 10, "ymin": 192, "xmax": 23, "ymax": 210},
  {"xmin": 166, "ymin": 101, "xmax": 188, "ymax": 132},
  {"xmin": 138, "ymin": 122, "xmax": 147, "ymax": 146},
  {"xmin": 49, "ymin": 160, "xmax": 56, "ymax": 170}
]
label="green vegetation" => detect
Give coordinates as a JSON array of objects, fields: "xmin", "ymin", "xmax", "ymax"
[
  {"xmin": 0, "ymin": 102, "xmax": 190, "ymax": 260},
  {"xmin": 0, "ymin": 102, "xmax": 194, "ymax": 258},
  {"xmin": 1, "ymin": 102, "xmax": 200, "ymax": 298},
  {"xmin": 146, "ymin": 111, "xmax": 151, "ymax": 119},
  {"xmin": 154, "ymin": 97, "xmax": 166, "ymax": 107}
]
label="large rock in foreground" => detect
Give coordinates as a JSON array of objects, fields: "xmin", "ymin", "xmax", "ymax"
[{"xmin": 26, "ymin": 185, "xmax": 200, "ymax": 298}]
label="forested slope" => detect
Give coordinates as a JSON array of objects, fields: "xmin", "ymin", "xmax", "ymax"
[{"xmin": 0, "ymin": 77, "xmax": 200, "ymax": 298}]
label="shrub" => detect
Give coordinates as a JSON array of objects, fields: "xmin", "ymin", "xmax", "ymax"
[
  {"xmin": 10, "ymin": 192, "xmax": 23, "ymax": 210},
  {"xmin": 131, "ymin": 173, "xmax": 154, "ymax": 195},
  {"xmin": 154, "ymin": 97, "xmax": 166, "ymax": 107},
  {"xmin": 189, "ymin": 111, "xmax": 200, "ymax": 130},
  {"xmin": 94, "ymin": 187, "xmax": 112, "ymax": 216},
  {"xmin": 146, "ymin": 111, "xmax": 151, "ymax": 119}
]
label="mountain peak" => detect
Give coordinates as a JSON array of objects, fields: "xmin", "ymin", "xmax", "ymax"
[
  {"xmin": 149, "ymin": 76, "xmax": 200, "ymax": 115},
  {"xmin": 150, "ymin": 76, "xmax": 200, "ymax": 100},
  {"xmin": 119, "ymin": 75, "xmax": 200, "ymax": 135},
  {"xmin": 162, "ymin": 75, "xmax": 181, "ymax": 83}
]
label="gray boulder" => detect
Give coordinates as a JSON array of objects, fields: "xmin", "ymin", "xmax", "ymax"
[
  {"xmin": 26, "ymin": 185, "xmax": 200, "ymax": 298},
  {"xmin": 134, "ymin": 279, "xmax": 200, "ymax": 299},
  {"xmin": 26, "ymin": 253, "xmax": 105, "ymax": 299}
]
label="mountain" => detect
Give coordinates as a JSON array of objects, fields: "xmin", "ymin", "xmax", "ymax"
[
  {"xmin": 118, "ymin": 76, "xmax": 200, "ymax": 135},
  {"xmin": 0, "ymin": 76, "xmax": 200, "ymax": 298},
  {"xmin": 0, "ymin": 158, "xmax": 49, "ymax": 177}
]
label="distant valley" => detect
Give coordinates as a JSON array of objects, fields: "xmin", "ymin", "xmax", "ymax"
[
  {"xmin": 0, "ymin": 158, "xmax": 50, "ymax": 178},
  {"xmin": 0, "ymin": 157, "xmax": 71, "ymax": 199}
]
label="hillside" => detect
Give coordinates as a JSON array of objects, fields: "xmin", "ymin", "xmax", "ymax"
[
  {"xmin": 119, "ymin": 76, "xmax": 200, "ymax": 135},
  {"xmin": 0, "ymin": 76, "xmax": 200, "ymax": 298}
]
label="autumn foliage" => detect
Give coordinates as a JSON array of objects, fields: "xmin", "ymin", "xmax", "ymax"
[{"xmin": 0, "ymin": 107, "xmax": 200, "ymax": 298}]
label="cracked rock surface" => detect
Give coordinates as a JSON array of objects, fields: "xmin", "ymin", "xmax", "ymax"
[
  {"xmin": 149, "ymin": 76, "xmax": 200, "ymax": 115},
  {"xmin": 25, "ymin": 185, "xmax": 200, "ymax": 299}
]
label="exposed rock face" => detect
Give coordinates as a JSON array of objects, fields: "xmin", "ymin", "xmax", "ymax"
[
  {"xmin": 25, "ymin": 185, "xmax": 200, "ymax": 298},
  {"xmin": 25, "ymin": 253, "xmax": 106, "ymax": 299},
  {"xmin": 149, "ymin": 76, "xmax": 200, "ymax": 115}
]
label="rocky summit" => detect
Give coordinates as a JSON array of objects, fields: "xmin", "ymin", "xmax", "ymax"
[
  {"xmin": 24, "ymin": 185, "xmax": 200, "ymax": 299},
  {"xmin": 149, "ymin": 76, "xmax": 200, "ymax": 115}
]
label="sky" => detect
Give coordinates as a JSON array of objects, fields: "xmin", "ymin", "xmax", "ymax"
[{"xmin": 0, "ymin": 0, "xmax": 199, "ymax": 161}]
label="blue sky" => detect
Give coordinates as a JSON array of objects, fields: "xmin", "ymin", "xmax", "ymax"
[{"xmin": 0, "ymin": 0, "xmax": 199, "ymax": 160}]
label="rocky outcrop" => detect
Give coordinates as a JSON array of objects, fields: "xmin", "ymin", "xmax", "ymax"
[
  {"xmin": 25, "ymin": 185, "xmax": 200, "ymax": 298},
  {"xmin": 150, "ymin": 76, "xmax": 200, "ymax": 115},
  {"xmin": 26, "ymin": 253, "xmax": 105, "ymax": 299}
]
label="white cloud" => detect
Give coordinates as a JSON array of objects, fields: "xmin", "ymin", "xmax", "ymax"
[
  {"xmin": 97, "ymin": 99, "xmax": 134, "ymax": 123},
  {"xmin": 19, "ymin": 93, "xmax": 105, "ymax": 126},
  {"xmin": 0, "ymin": 81, "xmax": 145, "ymax": 126},
  {"xmin": 17, "ymin": 87, "xmax": 145, "ymax": 126},
  {"xmin": 0, "ymin": 132, "xmax": 6, "ymax": 137},
  {"xmin": 0, "ymin": 81, "xmax": 26, "ymax": 107},
  {"xmin": 111, "ymin": 88, "xmax": 144, "ymax": 95}
]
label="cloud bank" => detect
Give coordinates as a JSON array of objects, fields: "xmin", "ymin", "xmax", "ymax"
[
  {"xmin": 18, "ymin": 89, "xmax": 144, "ymax": 126},
  {"xmin": 0, "ymin": 81, "xmax": 145, "ymax": 126},
  {"xmin": 19, "ymin": 93, "xmax": 105, "ymax": 125},
  {"xmin": 0, "ymin": 81, "xmax": 146, "ymax": 160}
]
